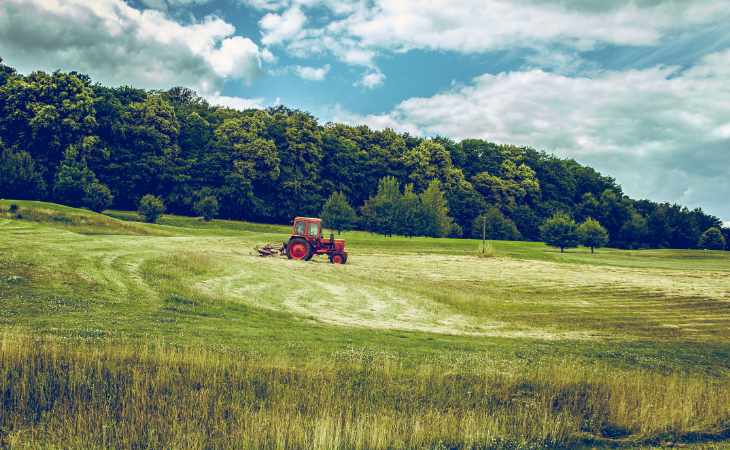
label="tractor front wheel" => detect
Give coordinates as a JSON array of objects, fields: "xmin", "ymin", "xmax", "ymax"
[
  {"xmin": 287, "ymin": 238, "xmax": 310, "ymax": 261},
  {"xmin": 329, "ymin": 253, "xmax": 347, "ymax": 264}
]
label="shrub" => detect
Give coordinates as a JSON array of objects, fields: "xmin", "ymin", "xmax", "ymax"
[
  {"xmin": 193, "ymin": 195, "xmax": 219, "ymax": 222},
  {"xmin": 83, "ymin": 182, "xmax": 114, "ymax": 213},
  {"xmin": 138, "ymin": 195, "xmax": 165, "ymax": 223},
  {"xmin": 9, "ymin": 203, "xmax": 18, "ymax": 214},
  {"xmin": 476, "ymin": 241, "xmax": 496, "ymax": 258}
]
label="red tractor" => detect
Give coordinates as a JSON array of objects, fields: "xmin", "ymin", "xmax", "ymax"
[{"xmin": 283, "ymin": 217, "xmax": 348, "ymax": 264}]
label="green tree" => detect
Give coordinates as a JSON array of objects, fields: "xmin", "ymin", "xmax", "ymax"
[
  {"xmin": 698, "ymin": 227, "xmax": 726, "ymax": 250},
  {"xmin": 396, "ymin": 183, "xmax": 422, "ymax": 237},
  {"xmin": 100, "ymin": 95, "xmax": 182, "ymax": 209},
  {"xmin": 361, "ymin": 176, "xmax": 402, "ymax": 236},
  {"xmin": 138, "ymin": 194, "xmax": 165, "ymax": 223},
  {"xmin": 265, "ymin": 107, "xmax": 323, "ymax": 221},
  {"xmin": 53, "ymin": 146, "xmax": 97, "ymax": 207},
  {"xmin": 0, "ymin": 145, "xmax": 46, "ymax": 199},
  {"xmin": 577, "ymin": 217, "xmax": 609, "ymax": 253},
  {"xmin": 321, "ymin": 191, "xmax": 357, "ymax": 233},
  {"xmin": 443, "ymin": 173, "xmax": 485, "ymax": 234},
  {"xmin": 540, "ymin": 212, "xmax": 579, "ymax": 252},
  {"xmin": 403, "ymin": 140, "xmax": 453, "ymax": 191},
  {"xmin": 83, "ymin": 181, "xmax": 113, "ymax": 212},
  {"xmin": 471, "ymin": 207, "xmax": 521, "ymax": 240},
  {"xmin": 0, "ymin": 69, "xmax": 97, "ymax": 189},
  {"xmin": 193, "ymin": 195, "xmax": 219, "ymax": 222},
  {"xmin": 619, "ymin": 211, "xmax": 648, "ymax": 249},
  {"xmin": 575, "ymin": 193, "xmax": 601, "ymax": 222},
  {"xmin": 419, "ymin": 179, "xmax": 455, "ymax": 238},
  {"xmin": 511, "ymin": 205, "xmax": 541, "ymax": 241}
]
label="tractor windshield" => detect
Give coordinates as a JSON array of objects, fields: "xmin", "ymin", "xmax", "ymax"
[
  {"xmin": 295, "ymin": 221, "xmax": 306, "ymax": 235},
  {"xmin": 308, "ymin": 222, "xmax": 320, "ymax": 237}
]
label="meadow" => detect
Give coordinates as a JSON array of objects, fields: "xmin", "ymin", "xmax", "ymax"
[{"xmin": 1, "ymin": 200, "xmax": 729, "ymax": 449}]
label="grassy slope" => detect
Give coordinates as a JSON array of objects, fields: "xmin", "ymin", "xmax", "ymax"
[
  {"xmin": 2, "ymin": 199, "xmax": 730, "ymax": 370},
  {"xmin": 2, "ymin": 200, "xmax": 730, "ymax": 448}
]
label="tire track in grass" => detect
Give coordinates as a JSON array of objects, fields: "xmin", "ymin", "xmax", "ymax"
[{"xmin": 195, "ymin": 254, "xmax": 599, "ymax": 339}]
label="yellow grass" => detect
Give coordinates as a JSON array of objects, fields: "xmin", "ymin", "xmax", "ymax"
[{"xmin": 1, "ymin": 335, "xmax": 729, "ymax": 449}]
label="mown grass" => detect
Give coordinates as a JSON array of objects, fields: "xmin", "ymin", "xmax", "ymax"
[{"xmin": 2, "ymin": 201, "xmax": 730, "ymax": 448}]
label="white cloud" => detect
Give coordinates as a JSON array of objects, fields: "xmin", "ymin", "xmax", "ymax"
[
  {"xmin": 356, "ymin": 70, "xmax": 385, "ymax": 89},
  {"xmin": 0, "ymin": 0, "xmax": 269, "ymax": 95},
  {"xmin": 294, "ymin": 64, "xmax": 330, "ymax": 81},
  {"xmin": 259, "ymin": 6, "xmax": 306, "ymax": 46},
  {"xmin": 257, "ymin": 0, "xmax": 730, "ymax": 70},
  {"xmin": 340, "ymin": 49, "xmax": 730, "ymax": 220},
  {"xmin": 242, "ymin": 0, "xmax": 290, "ymax": 11},
  {"xmin": 207, "ymin": 36, "xmax": 264, "ymax": 80},
  {"xmin": 139, "ymin": 0, "xmax": 213, "ymax": 10},
  {"xmin": 206, "ymin": 94, "xmax": 266, "ymax": 110},
  {"xmin": 329, "ymin": 104, "xmax": 421, "ymax": 136}
]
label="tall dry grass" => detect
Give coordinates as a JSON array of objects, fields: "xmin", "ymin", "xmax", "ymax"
[{"xmin": 1, "ymin": 334, "xmax": 729, "ymax": 449}]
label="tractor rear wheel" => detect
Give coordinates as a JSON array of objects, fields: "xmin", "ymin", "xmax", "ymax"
[
  {"xmin": 287, "ymin": 238, "xmax": 310, "ymax": 261},
  {"xmin": 329, "ymin": 253, "xmax": 347, "ymax": 264}
]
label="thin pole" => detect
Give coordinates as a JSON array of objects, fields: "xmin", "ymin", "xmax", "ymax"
[{"xmin": 482, "ymin": 215, "xmax": 486, "ymax": 254}]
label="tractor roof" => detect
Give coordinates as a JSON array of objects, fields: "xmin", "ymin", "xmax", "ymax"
[{"xmin": 293, "ymin": 217, "xmax": 321, "ymax": 223}]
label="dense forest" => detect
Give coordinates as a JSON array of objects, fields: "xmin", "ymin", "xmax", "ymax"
[{"xmin": 0, "ymin": 58, "xmax": 727, "ymax": 249}]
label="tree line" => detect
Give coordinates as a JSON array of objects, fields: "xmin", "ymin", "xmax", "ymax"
[{"xmin": 0, "ymin": 58, "xmax": 727, "ymax": 250}]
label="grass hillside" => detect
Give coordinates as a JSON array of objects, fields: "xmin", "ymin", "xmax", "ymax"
[{"xmin": 1, "ymin": 201, "xmax": 729, "ymax": 448}]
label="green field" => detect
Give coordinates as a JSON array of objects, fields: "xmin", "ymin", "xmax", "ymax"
[{"xmin": 1, "ymin": 200, "xmax": 729, "ymax": 449}]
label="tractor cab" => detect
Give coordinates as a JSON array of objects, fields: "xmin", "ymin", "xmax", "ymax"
[
  {"xmin": 284, "ymin": 217, "xmax": 348, "ymax": 264},
  {"xmin": 292, "ymin": 217, "xmax": 322, "ymax": 239}
]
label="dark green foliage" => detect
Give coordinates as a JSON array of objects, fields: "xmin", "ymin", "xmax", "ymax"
[
  {"xmin": 540, "ymin": 213, "xmax": 580, "ymax": 252},
  {"xmin": 511, "ymin": 205, "xmax": 541, "ymax": 241},
  {"xmin": 361, "ymin": 178, "xmax": 455, "ymax": 238},
  {"xmin": 0, "ymin": 61, "xmax": 721, "ymax": 250},
  {"xmin": 619, "ymin": 212, "xmax": 648, "ymax": 249},
  {"xmin": 0, "ymin": 145, "xmax": 46, "ymax": 199},
  {"xmin": 193, "ymin": 195, "xmax": 219, "ymax": 222},
  {"xmin": 444, "ymin": 176, "xmax": 486, "ymax": 233},
  {"xmin": 53, "ymin": 147, "xmax": 97, "ymax": 207},
  {"xmin": 138, "ymin": 194, "xmax": 165, "ymax": 223},
  {"xmin": 321, "ymin": 191, "xmax": 357, "ymax": 233},
  {"xmin": 396, "ymin": 184, "xmax": 422, "ymax": 237},
  {"xmin": 472, "ymin": 207, "xmax": 521, "ymax": 241},
  {"xmin": 578, "ymin": 218, "xmax": 609, "ymax": 253},
  {"xmin": 362, "ymin": 176, "xmax": 402, "ymax": 236},
  {"xmin": 698, "ymin": 227, "xmax": 726, "ymax": 250},
  {"xmin": 418, "ymin": 179, "xmax": 455, "ymax": 238},
  {"xmin": 83, "ymin": 181, "xmax": 114, "ymax": 212}
]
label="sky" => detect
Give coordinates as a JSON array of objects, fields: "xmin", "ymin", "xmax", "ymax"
[{"xmin": 1, "ymin": 0, "xmax": 729, "ymax": 224}]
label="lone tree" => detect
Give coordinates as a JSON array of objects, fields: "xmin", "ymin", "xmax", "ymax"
[
  {"xmin": 698, "ymin": 227, "xmax": 726, "ymax": 250},
  {"xmin": 194, "ymin": 195, "xmax": 219, "ymax": 222},
  {"xmin": 577, "ymin": 217, "xmax": 609, "ymax": 253},
  {"xmin": 138, "ymin": 194, "xmax": 165, "ymax": 223},
  {"xmin": 540, "ymin": 212, "xmax": 579, "ymax": 253},
  {"xmin": 321, "ymin": 191, "xmax": 357, "ymax": 234}
]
